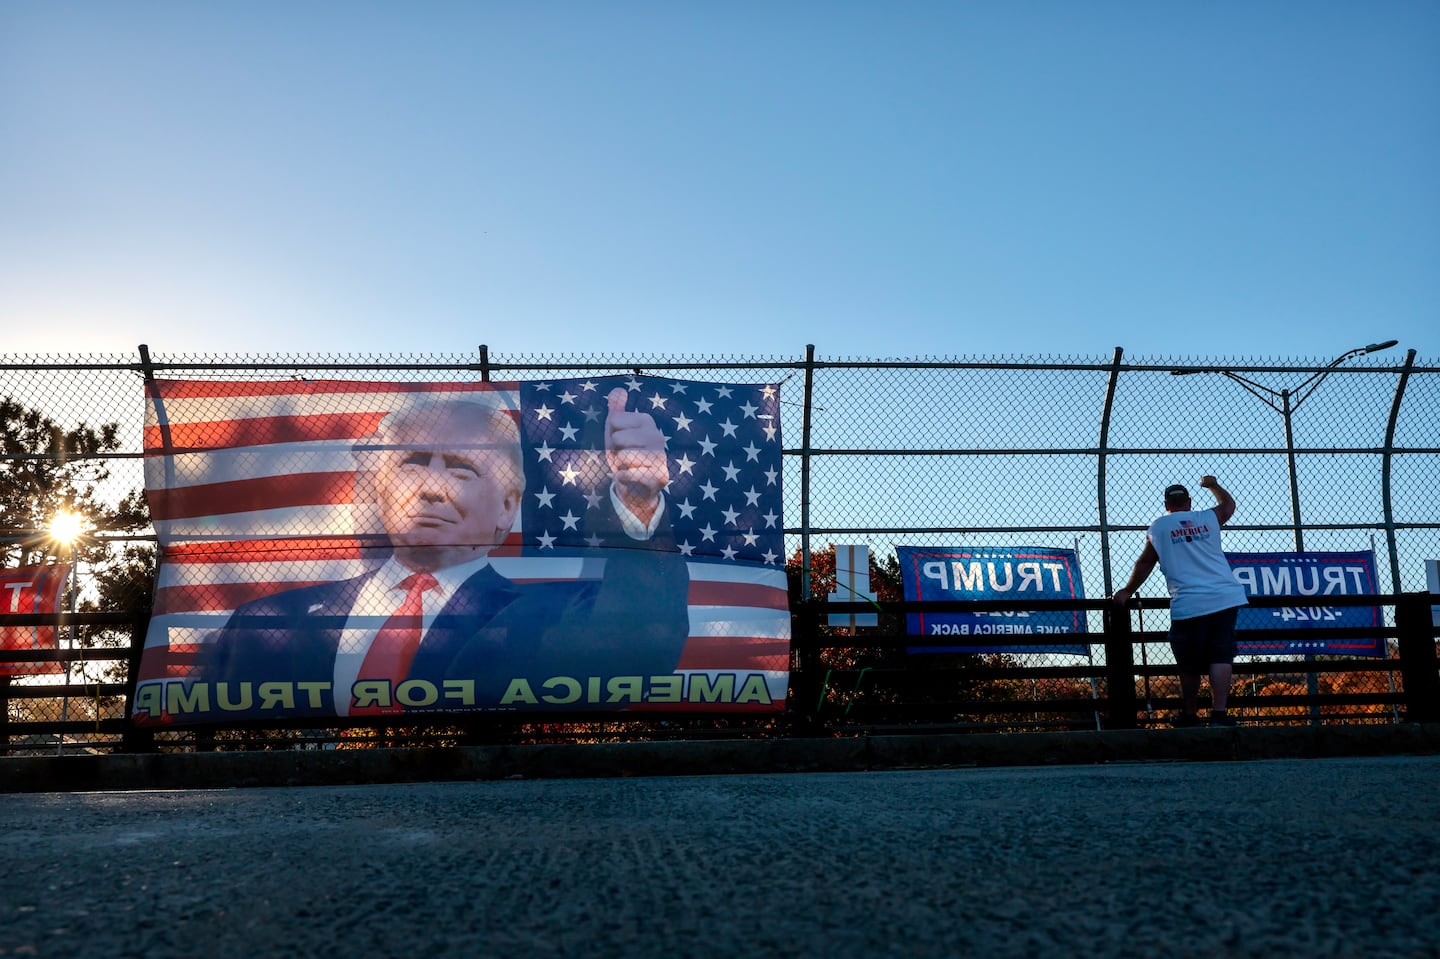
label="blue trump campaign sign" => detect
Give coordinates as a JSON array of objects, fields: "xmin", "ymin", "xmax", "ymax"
[
  {"xmin": 897, "ymin": 546, "xmax": 1089, "ymax": 655},
  {"xmin": 1228, "ymin": 550, "xmax": 1383, "ymax": 657}
]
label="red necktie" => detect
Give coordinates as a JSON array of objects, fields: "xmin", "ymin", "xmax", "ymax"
[{"xmin": 355, "ymin": 573, "xmax": 438, "ymax": 701}]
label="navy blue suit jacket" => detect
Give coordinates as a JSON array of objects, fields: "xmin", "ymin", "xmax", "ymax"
[{"xmin": 197, "ymin": 510, "xmax": 689, "ymax": 719}]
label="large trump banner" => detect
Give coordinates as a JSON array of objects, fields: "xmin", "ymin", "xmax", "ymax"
[
  {"xmin": 897, "ymin": 546, "xmax": 1089, "ymax": 655},
  {"xmin": 1228, "ymin": 550, "xmax": 1383, "ymax": 657},
  {"xmin": 131, "ymin": 376, "xmax": 789, "ymax": 725},
  {"xmin": 1, "ymin": 564, "xmax": 70, "ymax": 677}
]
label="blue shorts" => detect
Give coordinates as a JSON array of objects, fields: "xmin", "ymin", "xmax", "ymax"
[{"xmin": 1169, "ymin": 606, "xmax": 1241, "ymax": 673}]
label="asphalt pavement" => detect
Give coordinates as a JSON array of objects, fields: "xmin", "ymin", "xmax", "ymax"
[{"xmin": 2, "ymin": 755, "xmax": 1437, "ymax": 959}]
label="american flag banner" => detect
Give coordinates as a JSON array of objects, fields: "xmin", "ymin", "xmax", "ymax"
[
  {"xmin": 132, "ymin": 376, "xmax": 789, "ymax": 726},
  {"xmin": 1, "ymin": 564, "xmax": 70, "ymax": 677}
]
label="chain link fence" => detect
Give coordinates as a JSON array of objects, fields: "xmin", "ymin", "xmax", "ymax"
[{"xmin": 2, "ymin": 346, "xmax": 1436, "ymax": 750}]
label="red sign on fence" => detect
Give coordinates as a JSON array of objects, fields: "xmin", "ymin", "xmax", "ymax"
[{"xmin": 0, "ymin": 564, "xmax": 70, "ymax": 677}]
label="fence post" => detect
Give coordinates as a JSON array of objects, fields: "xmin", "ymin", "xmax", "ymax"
[
  {"xmin": 120, "ymin": 609, "xmax": 156, "ymax": 753},
  {"xmin": 787, "ymin": 599, "xmax": 826, "ymax": 737},
  {"xmin": 787, "ymin": 345, "xmax": 824, "ymax": 738},
  {"xmin": 798, "ymin": 343, "xmax": 815, "ymax": 603},
  {"xmin": 1395, "ymin": 592, "xmax": 1440, "ymax": 724},
  {"xmin": 1381, "ymin": 349, "xmax": 1416, "ymax": 592},
  {"xmin": 1097, "ymin": 346, "xmax": 1124, "ymax": 595},
  {"xmin": 0, "ymin": 675, "xmax": 10, "ymax": 752},
  {"xmin": 1102, "ymin": 604, "xmax": 1138, "ymax": 729}
]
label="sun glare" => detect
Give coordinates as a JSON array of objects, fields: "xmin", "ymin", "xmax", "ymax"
[{"xmin": 48, "ymin": 511, "xmax": 86, "ymax": 546}]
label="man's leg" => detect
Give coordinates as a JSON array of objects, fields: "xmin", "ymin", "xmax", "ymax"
[
  {"xmin": 1171, "ymin": 617, "xmax": 1204, "ymax": 718},
  {"xmin": 1206, "ymin": 607, "xmax": 1240, "ymax": 715},
  {"xmin": 1178, "ymin": 671, "xmax": 1202, "ymax": 715},
  {"xmin": 1209, "ymin": 662, "xmax": 1233, "ymax": 711}
]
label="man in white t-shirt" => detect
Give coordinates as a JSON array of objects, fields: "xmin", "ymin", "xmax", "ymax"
[{"xmin": 1112, "ymin": 476, "xmax": 1248, "ymax": 728}]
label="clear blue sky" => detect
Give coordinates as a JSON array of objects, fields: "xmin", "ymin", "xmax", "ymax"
[{"xmin": 3, "ymin": 1, "xmax": 1437, "ymax": 361}]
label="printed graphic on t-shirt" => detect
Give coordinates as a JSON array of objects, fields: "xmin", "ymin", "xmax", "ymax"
[{"xmin": 1169, "ymin": 517, "xmax": 1212, "ymax": 544}]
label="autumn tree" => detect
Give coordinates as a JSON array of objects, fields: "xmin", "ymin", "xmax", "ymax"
[{"xmin": 2, "ymin": 398, "xmax": 147, "ymax": 561}]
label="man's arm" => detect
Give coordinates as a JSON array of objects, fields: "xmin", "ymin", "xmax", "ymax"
[
  {"xmin": 1200, "ymin": 474, "xmax": 1236, "ymax": 524},
  {"xmin": 1111, "ymin": 540, "xmax": 1159, "ymax": 605}
]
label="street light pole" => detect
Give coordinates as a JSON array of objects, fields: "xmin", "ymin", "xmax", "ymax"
[{"xmin": 1173, "ymin": 340, "xmax": 1397, "ymax": 549}]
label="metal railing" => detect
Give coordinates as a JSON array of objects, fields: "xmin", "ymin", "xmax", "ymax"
[{"xmin": 3, "ymin": 591, "xmax": 1436, "ymax": 752}]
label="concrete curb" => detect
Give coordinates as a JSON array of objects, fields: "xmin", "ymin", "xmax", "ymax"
[{"xmin": 3, "ymin": 723, "xmax": 1438, "ymax": 793}]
